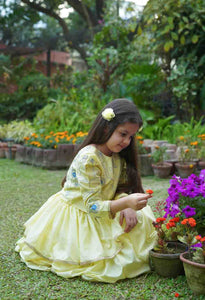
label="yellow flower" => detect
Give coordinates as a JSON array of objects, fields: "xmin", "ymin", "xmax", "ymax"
[{"xmin": 189, "ymin": 164, "xmax": 194, "ymax": 168}]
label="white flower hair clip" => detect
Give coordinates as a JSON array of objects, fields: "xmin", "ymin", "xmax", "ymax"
[{"xmin": 102, "ymin": 108, "xmax": 115, "ymax": 121}]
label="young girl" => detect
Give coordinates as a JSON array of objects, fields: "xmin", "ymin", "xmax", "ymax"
[{"xmin": 15, "ymin": 99, "xmax": 157, "ymax": 283}]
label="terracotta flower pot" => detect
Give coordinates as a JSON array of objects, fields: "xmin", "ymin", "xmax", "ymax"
[
  {"xmin": 175, "ymin": 162, "xmax": 197, "ymax": 178},
  {"xmin": 149, "ymin": 241, "xmax": 187, "ymax": 278},
  {"xmin": 152, "ymin": 162, "xmax": 172, "ymax": 178},
  {"xmin": 198, "ymin": 160, "xmax": 205, "ymax": 171},
  {"xmin": 180, "ymin": 252, "xmax": 205, "ymax": 295}
]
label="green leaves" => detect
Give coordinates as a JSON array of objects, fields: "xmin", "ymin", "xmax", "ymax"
[{"xmin": 164, "ymin": 40, "xmax": 174, "ymax": 52}]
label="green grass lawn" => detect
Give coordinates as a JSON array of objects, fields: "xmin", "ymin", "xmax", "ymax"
[{"xmin": 0, "ymin": 159, "xmax": 203, "ymax": 300}]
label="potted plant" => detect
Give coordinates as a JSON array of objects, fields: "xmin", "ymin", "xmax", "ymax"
[
  {"xmin": 178, "ymin": 218, "xmax": 205, "ymax": 295},
  {"xmin": 197, "ymin": 134, "xmax": 205, "ymax": 170},
  {"xmin": 175, "ymin": 135, "xmax": 199, "ymax": 177},
  {"xmin": 151, "ymin": 146, "xmax": 172, "ymax": 178},
  {"xmin": 164, "ymin": 170, "xmax": 205, "ymax": 235},
  {"xmin": 149, "ymin": 216, "xmax": 187, "ymax": 277}
]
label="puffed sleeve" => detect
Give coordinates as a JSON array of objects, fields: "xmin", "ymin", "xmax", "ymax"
[{"xmin": 75, "ymin": 154, "xmax": 113, "ymax": 218}]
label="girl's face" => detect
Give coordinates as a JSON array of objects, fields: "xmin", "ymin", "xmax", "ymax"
[{"xmin": 100, "ymin": 122, "xmax": 139, "ymax": 156}]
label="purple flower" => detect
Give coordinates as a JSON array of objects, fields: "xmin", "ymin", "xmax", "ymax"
[
  {"xmin": 182, "ymin": 205, "xmax": 196, "ymax": 218},
  {"xmin": 200, "ymin": 183, "xmax": 205, "ymax": 197},
  {"xmin": 199, "ymin": 169, "xmax": 205, "ymax": 181},
  {"xmin": 170, "ymin": 204, "xmax": 181, "ymax": 217}
]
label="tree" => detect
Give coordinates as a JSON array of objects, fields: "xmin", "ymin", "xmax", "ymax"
[{"xmin": 141, "ymin": 0, "xmax": 205, "ymax": 120}]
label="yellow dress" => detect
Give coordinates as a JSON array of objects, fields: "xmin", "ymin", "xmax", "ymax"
[{"xmin": 15, "ymin": 145, "xmax": 157, "ymax": 283}]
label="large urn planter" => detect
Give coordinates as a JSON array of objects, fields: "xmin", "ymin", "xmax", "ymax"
[
  {"xmin": 138, "ymin": 154, "xmax": 154, "ymax": 176},
  {"xmin": 180, "ymin": 252, "xmax": 205, "ymax": 295},
  {"xmin": 15, "ymin": 145, "xmax": 26, "ymax": 163},
  {"xmin": 152, "ymin": 162, "xmax": 172, "ymax": 178},
  {"xmin": 149, "ymin": 241, "xmax": 187, "ymax": 278},
  {"xmin": 175, "ymin": 162, "xmax": 197, "ymax": 178}
]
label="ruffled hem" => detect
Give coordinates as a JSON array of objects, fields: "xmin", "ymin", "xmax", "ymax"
[{"xmin": 15, "ymin": 192, "xmax": 157, "ymax": 282}]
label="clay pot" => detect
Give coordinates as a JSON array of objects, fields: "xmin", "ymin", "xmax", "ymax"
[
  {"xmin": 180, "ymin": 252, "xmax": 205, "ymax": 295},
  {"xmin": 175, "ymin": 162, "xmax": 197, "ymax": 178},
  {"xmin": 149, "ymin": 241, "xmax": 187, "ymax": 278},
  {"xmin": 152, "ymin": 162, "xmax": 172, "ymax": 178}
]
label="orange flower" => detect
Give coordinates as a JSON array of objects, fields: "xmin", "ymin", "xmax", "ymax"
[
  {"xmin": 179, "ymin": 136, "xmax": 184, "ymax": 140},
  {"xmin": 185, "ymin": 149, "xmax": 189, "ymax": 153},
  {"xmin": 190, "ymin": 141, "xmax": 198, "ymax": 146},
  {"xmin": 181, "ymin": 218, "xmax": 196, "ymax": 227},
  {"xmin": 195, "ymin": 235, "xmax": 202, "ymax": 241},
  {"xmin": 136, "ymin": 135, "xmax": 143, "ymax": 140},
  {"xmin": 155, "ymin": 145, "xmax": 160, "ymax": 149},
  {"xmin": 146, "ymin": 189, "xmax": 153, "ymax": 194}
]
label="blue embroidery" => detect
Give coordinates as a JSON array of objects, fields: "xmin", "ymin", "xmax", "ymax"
[
  {"xmin": 91, "ymin": 204, "xmax": 97, "ymax": 211},
  {"xmin": 72, "ymin": 171, "xmax": 76, "ymax": 178}
]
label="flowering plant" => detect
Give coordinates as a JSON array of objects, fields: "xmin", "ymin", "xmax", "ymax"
[
  {"xmin": 152, "ymin": 216, "xmax": 185, "ymax": 253},
  {"xmin": 136, "ymin": 136, "xmax": 151, "ymax": 154},
  {"xmin": 164, "ymin": 170, "xmax": 205, "ymax": 234},
  {"xmin": 178, "ymin": 218, "xmax": 205, "ymax": 264},
  {"xmin": 197, "ymin": 134, "xmax": 205, "ymax": 161},
  {"xmin": 176, "ymin": 135, "xmax": 199, "ymax": 164},
  {"xmin": 151, "ymin": 145, "xmax": 167, "ymax": 165},
  {"xmin": 24, "ymin": 131, "xmax": 88, "ymax": 149}
]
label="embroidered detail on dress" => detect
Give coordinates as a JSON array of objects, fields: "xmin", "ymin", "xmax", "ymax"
[
  {"xmin": 72, "ymin": 171, "xmax": 76, "ymax": 178},
  {"xmin": 90, "ymin": 204, "xmax": 98, "ymax": 212}
]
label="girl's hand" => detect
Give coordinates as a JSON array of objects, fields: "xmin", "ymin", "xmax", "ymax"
[
  {"xmin": 126, "ymin": 193, "xmax": 151, "ymax": 210},
  {"xmin": 119, "ymin": 208, "xmax": 138, "ymax": 233}
]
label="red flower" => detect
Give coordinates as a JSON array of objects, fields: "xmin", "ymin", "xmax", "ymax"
[
  {"xmin": 175, "ymin": 292, "xmax": 180, "ymax": 297},
  {"xmin": 170, "ymin": 217, "xmax": 180, "ymax": 223},
  {"xmin": 156, "ymin": 217, "xmax": 166, "ymax": 223},
  {"xmin": 146, "ymin": 189, "xmax": 154, "ymax": 194},
  {"xmin": 166, "ymin": 221, "xmax": 176, "ymax": 229}
]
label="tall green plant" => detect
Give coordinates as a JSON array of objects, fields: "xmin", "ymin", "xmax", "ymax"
[{"xmin": 33, "ymin": 96, "xmax": 97, "ymax": 134}]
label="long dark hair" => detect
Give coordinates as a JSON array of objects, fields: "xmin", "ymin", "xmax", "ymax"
[{"xmin": 62, "ymin": 99, "xmax": 144, "ymax": 193}]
